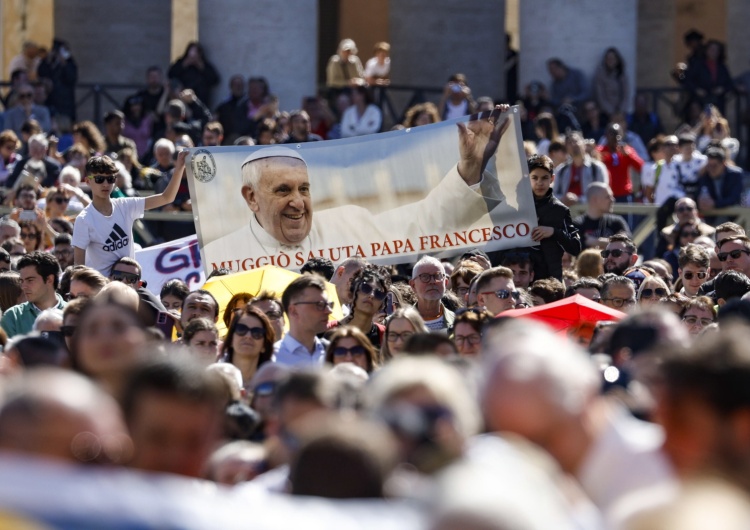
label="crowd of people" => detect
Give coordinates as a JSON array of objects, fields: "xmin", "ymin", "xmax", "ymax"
[{"xmin": 0, "ymin": 30, "xmax": 749, "ymax": 529}]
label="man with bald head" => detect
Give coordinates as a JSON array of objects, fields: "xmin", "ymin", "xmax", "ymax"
[
  {"xmin": 573, "ymin": 182, "xmax": 631, "ymax": 249},
  {"xmin": 201, "ymin": 106, "xmax": 514, "ymax": 270},
  {"xmin": 657, "ymin": 196, "xmax": 715, "ymax": 256}
]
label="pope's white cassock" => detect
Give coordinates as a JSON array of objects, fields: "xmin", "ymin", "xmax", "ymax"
[{"xmin": 202, "ymin": 148, "xmax": 507, "ymax": 268}]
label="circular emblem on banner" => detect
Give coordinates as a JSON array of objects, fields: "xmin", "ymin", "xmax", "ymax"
[{"xmin": 192, "ymin": 149, "xmax": 217, "ymax": 183}]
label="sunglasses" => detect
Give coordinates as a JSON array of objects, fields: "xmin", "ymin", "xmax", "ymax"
[
  {"xmin": 234, "ymin": 323, "xmax": 265, "ymax": 339},
  {"xmin": 111, "ymin": 271, "xmax": 140, "ymax": 285},
  {"xmin": 263, "ymin": 310, "xmax": 283, "ymax": 320},
  {"xmin": 253, "ymin": 381, "xmax": 276, "ymax": 397},
  {"xmin": 52, "ymin": 196, "xmax": 70, "ymax": 204},
  {"xmin": 60, "ymin": 325, "xmax": 76, "ymax": 337},
  {"xmin": 359, "ymin": 283, "xmax": 386, "ymax": 301},
  {"xmin": 601, "ymin": 249, "xmax": 631, "ymax": 259},
  {"xmin": 454, "ymin": 334, "xmax": 481, "ymax": 346},
  {"xmin": 332, "ymin": 345, "xmax": 366, "ymax": 358},
  {"xmin": 20, "ymin": 232, "xmax": 37, "ymax": 240},
  {"xmin": 480, "ymin": 289, "xmax": 520, "ymax": 300},
  {"xmin": 683, "ymin": 271, "xmax": 707, "ymax": 280},
  {"xmin": 90, "ymin": 175, "xmax": 117, "ymax": 184},
  {"xmin": 640, "ymin": 288, "xmax": 668, "ymax": 299},
  {"xmin": 718, "ymin": 249, "xmax": 750, "ymax": 262}
]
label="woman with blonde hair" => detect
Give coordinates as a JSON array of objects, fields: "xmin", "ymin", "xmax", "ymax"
[{"xmin": 380, "ymin": 307, "xmax": 428, "ymax": 362}]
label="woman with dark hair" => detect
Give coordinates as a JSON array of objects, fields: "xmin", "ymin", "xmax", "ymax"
[
  {"xmin": 168, "ymin": 41, "xmax": 219, "ymax": 105},
  {"xmin": 663, "ymin": 221, "xmax": 701, "ymax": 281},
  {"xmin": 533, "ymin": 112, "xmax": 558, "ymax": 156},
  {"xmin": 340, "ymin": 85, "xmax": 382, "ymax": 138},
  {"xmin": 452, "ymin": 308, "xmax": 493, "ymax": 357},
  {"xmin": 686, "ymin": 39, "xmax": 734, "ymax": 114},
  {"xmin": 72, "ymin": 120, "xmax": 106, "ymax": 155},
  {"xmin": 222, "ymin": 292, "xmax": 253, "ymax": 328},
  {"xmin": 70, "ymin": 298, "xmax": 148, "ymax": 398},
  {"xmin": 325, "ymin": 326, "xmax": 378, "ymax": 373},
  {"xmin": 593, "ymin": 47, "xmax": 628, "ymax": 118},
  {"xmin": 182, "ymin": 317, "xmax": 220, "ymax": 363},
  {"xmin": 0, "ymin": 271, "xmax": 24, "ymax": 312},
  {"xmin": 121, "ymin": 96, "xmax": 154, "ymax": 160},
  {"xmin": 327, "ymin": 265, "xmax": 390, "ymax": 349},
  {"xmin": 221, "ymin": 306, "xmax": 274, "ymax": 387},
  {"xmin": 160, "ymin": 278, "xmax": 190, "ymax": 312},
  {"xmin": 19, "ymin": 221, "xmax": 43, "ymax": 253}
]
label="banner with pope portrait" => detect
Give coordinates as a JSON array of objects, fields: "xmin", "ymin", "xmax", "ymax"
[{"xmin": 186, "ymin": 106, "xmax": 537, "ymax": 273}]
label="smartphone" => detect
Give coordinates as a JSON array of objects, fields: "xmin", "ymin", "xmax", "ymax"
[
  {"xmin": 19, "ymin": 210, "xmax": 36, "ymax": 221},
  {"xmin": 385, "ymin": 292, "xmax": 394, "ymax": 316},
  {"xmin": 155, "ymin": 311, "xmax": 175, "ymax": 338}
]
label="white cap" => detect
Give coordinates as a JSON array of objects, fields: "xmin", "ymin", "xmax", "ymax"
[{"xmin": 241, "ymin": 146, "xmax": 306, "ymax": 168}]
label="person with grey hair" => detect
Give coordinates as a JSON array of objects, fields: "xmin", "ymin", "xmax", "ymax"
[
  {"xmin": 480, "ymin": 319, "xmax": 676, "ymax": 527},
  {"xmin": 3, "ymin": 83, "xmax": 52, "ymax": 136},
  {"xmin": 32, "ymin": 307, "xmax": 63, "ymax": 332},
  {"xmin": 201, "ymin": 105, "xmax": 512, "ymax": 271},
  {"xmin": 572, "ymin": 182, "xmax": 630, "ymax": 250},
  {"xmin": 409, "ymin": 256, "xmax": 454, "ymax": 332},
  {"xmin": 7, "ymin": 133, "xmax": 61, "ymax": 188},
  {"xmin": 0, "ymin": 218, "xmax": 21, "ymax": 245}
]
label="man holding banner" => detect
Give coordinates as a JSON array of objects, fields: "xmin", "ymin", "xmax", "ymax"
[{"xmin": 194, "ymin": 104, "xmax": 536, "ymax": 272}]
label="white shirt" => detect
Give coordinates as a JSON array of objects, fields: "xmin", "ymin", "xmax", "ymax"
[
  {"xmin": 340, "ymin": 104, "xmax": 382, "ymax": 138},
  {"xmin": 577, "ymin": 403, "xmax": 677, "ymax": 526},
  {"xmin": 72, "ymin": 197, "xmax": 146, "ymax": 276},
  {"xmin": 203, "ymin": 166, "xmax": 504, "ymax": 271},
  {"xmin": 273, "ymin": 333, "xmax": 328, "ymax": 367},
  {"xmin": 364, "ymin": 57, "xmax": 390, "ymax": 79},
  {"xmin": 672, "ymin": 151, "xmax": 707, "ymax": 186}
]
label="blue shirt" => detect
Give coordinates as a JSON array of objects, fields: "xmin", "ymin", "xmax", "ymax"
[{"xmin": 274, "ymin": 333, "xmax": 328, "ymax": 367}]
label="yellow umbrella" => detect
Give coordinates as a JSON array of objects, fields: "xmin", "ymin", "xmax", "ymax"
[{"xmin": 202, "ymin": 265, "xmax": 343, "ymax": 334}]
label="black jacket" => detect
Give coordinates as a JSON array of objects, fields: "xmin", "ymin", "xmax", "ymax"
[{"xmin": 531, "ymin": 189, "xmax": 582, "ymax": 280}]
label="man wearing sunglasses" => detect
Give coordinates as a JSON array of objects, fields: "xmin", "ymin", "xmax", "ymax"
[
  {"xmin": 602, "ymin": 234, "xmax": 638, "ymax": 276},
  {"xmin": 716, "ymin": 236, "xmax": 750, "ymax": 278},
  {"xmin": 73, "ymin": 152, "xmax": 188, "ymax": 276},
  {"xmin": 277, "ymin": 275, "xmax": 333, "ymax": 366},
  {"xmin": 677, "ymin": 244, "xmax": 710, "ymax": 298},
  {"xmin": 3, "ymin": 83, "xmax": 52, "ymax": 137},
  {"xmin": 476, "ymin": 266, "xmax": 518, "ymax": 316},
  {"xmin": 109, "ymin": 257, "xmax": 143, "ymax": 289}
]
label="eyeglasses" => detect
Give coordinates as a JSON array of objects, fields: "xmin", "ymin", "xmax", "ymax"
[
  {"xmin": 683, "ymin": 315, "xmax": 713, "ymax": 327},
  {"xmin": 54, "ymin": 248, "xmax": 73, "ymax": 257},
  {"xmin": 60, "ymin": 325, "xmax": 76, "ymax": 337},
  {"xmin": 293, "ymin": 300, "xmax": 334, "ymax": 311},
  {"xmin": 480, "ymin": 289, "xmax": 520, "ymax": 300},
  {"xmin": 359, "ymin": 283, "xmax": 386, "ymax": 301},
  {"xmin": 52, "ymin": 196, "xmax": 70, "ymax": 204},
  {"xmin": 386, "ymin": 331, "xmax": 413, "ymax": 342},
  {"xmin": 332, "ymin": 345, "xmax": 366, "ymax": 358},
  {"xmin": 455, "ymin": 286, "xmax": 470, "ymax": 296},
  {"xmin": 234, "ymin": 323, "xmax": 265, "ymax": 339},
  {"xmin": 683, "ymin": 271, "xmax": 707, "ymax": 280},
  {"xmin": 602, "ymin": 297, "xmax": 636, "ymax": 308},
  {"xmin": 252, "ymin": 381, "xmax": 276, "ymax": 397},
  {"xmin": 111, "ymin": 270, "xmax": 140, "ymax": 285},
  {"xmin": 601, "ymin": 249, "xmax": 632, "ymax": 259},
  {"xmin": 718, "ymin": 249, "xmax": 750, "ymax": 262},
  {"xmin": 675, "ymin": 206, "xmax": 695, "ymax": 213},
  {"xmin": 90, "ymin": 175, "xmax": 117, "ymax": 184},
  {"xmin": 454, "ymin": 334, "xmax": 481, "ymax": 346},
  {"xmin": 640, "ymin": 288, "xmax": 668, "ymax": 299},
  {"xmin": 263, "ymin": 310, "xmax": 283, "ymax": 320},
  {"xmin": 417, "ymin": 272, "xmax": 445, "ymax": 283}
]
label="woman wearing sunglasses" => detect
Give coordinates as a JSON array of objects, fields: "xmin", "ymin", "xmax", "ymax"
[
  {"xmin": 327, "ymin": 265, "xmax": 391, "ymax": 349},
  {"xmin": 325, "ymin": 326, "xmax": 378, "ymax": 373},
  {"xmin": 662, "ymin": 221, "xmax": 701, "ymax": 282},
  {"xmin": 221, "ymin": 306, "xmax": 275, "ymax": 387},
  {"xmin": 637, "ymin": 276, "xmax": 671, "ymax": 308}
]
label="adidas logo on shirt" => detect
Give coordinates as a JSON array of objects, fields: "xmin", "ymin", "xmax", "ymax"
[{"xmin": 103, "ymin": 223, "xmax": 129, "ymax": 252}]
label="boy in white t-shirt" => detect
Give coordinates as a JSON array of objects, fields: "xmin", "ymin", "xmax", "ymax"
[{"xmin": 73, "ymin": 151, "xmax": 188, "ymax": 275}]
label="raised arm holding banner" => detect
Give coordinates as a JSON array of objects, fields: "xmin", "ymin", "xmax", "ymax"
[{"xmin": 187, "ymin": 105, "xmax": 537, "ymax": 273}]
